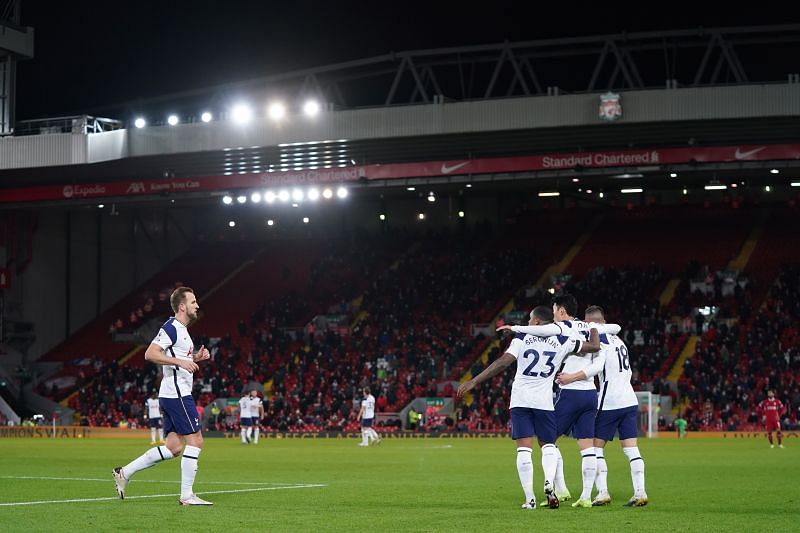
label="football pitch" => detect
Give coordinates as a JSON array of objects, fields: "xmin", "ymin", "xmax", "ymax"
[{"xmin": 0, "ymin": 436, "xmax": 796, "ymax": 532}]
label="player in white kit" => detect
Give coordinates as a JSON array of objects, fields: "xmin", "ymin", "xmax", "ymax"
[
  {"xmin": 249, "ymin": 390, "xmax": 264, "ymax": 444},
  {"xmin": 557, "ymin": 305, "xmax": 648, "ymax": 507},
  {"xmin": 460, "ymin": 306, "xmax": 601, "ymax": 509},
  {"xmin": 498, "ymin": 294, "xmax": 622, "ymax": 507},
  {"xmin": 113, "ymin": 287, "xmax": 213, "ymax": 506},
  {"xmin": 358, "ymin": 387, "xmax": 381, "ymax": 446},
  {"xmin": 145, "ymin": 391, "xmax": 164, "ymax": 445},
  {"xmin": 239, "ymin": 393, "xmax": 253, "ymax": 444}
]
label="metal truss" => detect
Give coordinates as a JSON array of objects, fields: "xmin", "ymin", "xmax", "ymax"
[{"xmin": 90, "ymin": 24, "xmax": 800, "ymax": 117}]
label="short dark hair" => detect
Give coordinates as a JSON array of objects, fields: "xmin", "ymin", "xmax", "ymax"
[
  {"xmin": 531, "ymin": 306, "xmax": 554, "ymax": 323},
  {"xmin": 585, "ymin": 305, "xmax": 605, "ymax": 318},
  {"xmin": 552, "ymin": 294, "xmax": 578, "ymax": 317},
  {"xmin": 363, "ymin": 387, "xmax": 371, "ymax": 395},
  {"xmin": 170, "ymin": 287, "xmax": 194, "ymax": 314}
]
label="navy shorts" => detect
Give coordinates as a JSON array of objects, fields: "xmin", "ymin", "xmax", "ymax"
[
  {"xmin": 361, "ymin": 418, "xmax": 373, "ymax": 428},
  {"xmin": 240, "ymin": 417, "xmax": 253, "ymax": 427},
  {"xmin": 555, "ymin": 389, "xmax": 598, "ymax": 439},
  {"xmin": 510, "ymin": 407, "xmax": 557, "ymax": 443},
  {"xmin": 148, "ymin": 417, "xmax": 162, "ymax": 429},
  {"xmin": 160, "ymin": 396, "xmax": 201, "ymax": 436},
  {"xmin": 595, "ymin": 405, "xmax": 639, "ymax": 442}
]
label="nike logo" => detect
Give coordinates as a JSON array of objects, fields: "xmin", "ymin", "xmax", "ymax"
[
  {"xmin": 441, "ymin": 162, "xmax": 469, "ymax": 174},
  {"xmin": 734, "ymin": 147, "xmax": 766, "ymax": 160}
]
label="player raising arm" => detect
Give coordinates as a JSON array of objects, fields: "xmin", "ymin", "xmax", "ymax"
[{"xmin": 458, "ymin": 305, "xmax": 600, "ymax": 510}]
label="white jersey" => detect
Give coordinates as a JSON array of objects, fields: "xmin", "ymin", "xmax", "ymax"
[
  {"xmin": 597, "ymin": 334, "xmax": 638, "ymax": 410},
  {"xmin": 362, "ymin": 394, "xmax": 376, "ymax": 419},
  {"xmin": 152, "ymin": 317, "xmax": 195, "ymax": 399},
  {"xmin": 239, "ymin": 397, "xmax": 250, "ymax": 419},
  {"xmin": 146, "ymin": 398, "xmax": 161, "ymax": 419},
  {"xmin": 505, "ymin": 332, "xmax": 581, "ymax": 410},
  {"xmin": 553, "ymin": 319, "xmax": 608, "ymax": 391},
  {"xmin": 248, "ymin": 396, "xmax": 263, "ymax": 418}
]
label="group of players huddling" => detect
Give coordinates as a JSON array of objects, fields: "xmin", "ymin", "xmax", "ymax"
[{"xmin": 458, "ymin": 294, "xmax": 648, "ymax": 510}]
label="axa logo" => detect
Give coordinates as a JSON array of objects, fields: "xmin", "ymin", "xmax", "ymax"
[{"xmin": 126, "ymin": 182, "xmax": 146, "ymax": 194}]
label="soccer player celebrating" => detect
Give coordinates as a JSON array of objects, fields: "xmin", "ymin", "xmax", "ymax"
[
  {"xmin": 461, "ymin": 306, "xmax": 601, "ymax": 510},
  {"xmin": 113, "ymin": 287, "xmax": 213, "ymax": 506},
  {"xmin": 557, "ymin": 305, "xmax": 648, "ymax": 507},
  {"xmin": 499, "ymin": 294, "xmax": 621, "ymax": 508},
  {"xmin": 758, "ymin": 390, "xmax": 785, "ymax": 448},
  {"xmin": 357, "ymin": 387, "xmax": 381, "ymax": 446},
  {"xmin": 145, "ymin": 391, "xmax": 164, "ymax": 445}
]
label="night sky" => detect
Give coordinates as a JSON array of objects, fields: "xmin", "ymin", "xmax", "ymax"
[{"xmin": 13, "ymin": 1, "xmax": 798, "ymax": 120}]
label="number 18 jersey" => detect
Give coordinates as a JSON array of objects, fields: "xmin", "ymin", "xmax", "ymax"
[
  {"xmin": 505, "ymin": 332, "xmax": 581, "ymax": 411},
  {"xmin": 598, "ymin": 334, "xmax": 638, "ymax": 411}
]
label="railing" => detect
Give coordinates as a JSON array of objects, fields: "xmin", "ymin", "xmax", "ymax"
[{"xmin": 14, "ymin": 115, "xmax": 123, "ymax": 136}]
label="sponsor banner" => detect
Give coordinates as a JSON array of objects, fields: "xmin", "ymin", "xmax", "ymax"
[
  {"xmin": 2, "ymin": 143, "xmax": 800, "ymax": 204},
  {"xmin": 659, "ymin": 431, "xmax": 799, "ymax": 439},
  {"xmin": 0, "ymin": 426, "xmax": 149, "ymax": 439}
]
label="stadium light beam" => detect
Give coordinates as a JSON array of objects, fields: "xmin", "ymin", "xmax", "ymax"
[
  {"xmin": 303, "ymin": 100, "xmax": 320, "ymax": 117},
  {"xmin": 268, "ymin": 102, "xmax": 286, "ymax": 121},
  {"xmin": 292, "ymin": 189, "xmax": 304, "ymax": 202},
  {"xmin": 232, "ymin": 104, "xmax": 253, "ymax": 124},
  {"xmin": 251, "ymin": 192, "xmax": 262, "ymax": 203},
  {"xmin": 167, "ymin": 115, "xmax": 179, "ymax": 126},
  {"xmin": 322, "ymin": 188, "xmax": 333, "ymax": 199},
  {"xmin": 621, "ymin": 188, "xmax": 643, "ymax": 194},
  {"xmin": 264, "ymin": 191, "xmax": 276, "ymax": 203},
  {"xmin": 278, "ymin": 190, "xmax": 290, "ymax": 203},
  {"xmin": 236, "ymin": 195, "xmax": 247, "ymax": 204},
  {"xmin": 336, "ymin": 187, "xmax": 348, "ymax": 199},
  {"xmin": 201, "ymin": 112, "xmax": 213, "ymax": 123},
  {"xmin": 538, "ymin": 191, "xmax": 560, "ymax": 197},
  {"xmin": 134, "ymin": 117, "xmax": 146, "ymax": 129},
  {"xmin": 307, "ymin": 188, "xmax": 320, "ymax": 201},
  {"xmin": 222, "ymin": 195, "xmax": 233, "ymax": 205},
  {"xmin": 704, "ymin": 185, "xmax": 727, "ymax": 190}
]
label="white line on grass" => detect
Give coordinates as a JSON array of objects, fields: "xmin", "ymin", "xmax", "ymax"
[
  {"xmin": 0, "ymin": 476, "xmax": 308, "ymax": 486},
  {"xmin": 0, "ymin": 484, "xmax": 327, "ymax": 507}
]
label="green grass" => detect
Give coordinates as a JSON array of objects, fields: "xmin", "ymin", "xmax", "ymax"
[{"xmin": 0, "ymin": 436, "xmax": 797, "ymax": 532}]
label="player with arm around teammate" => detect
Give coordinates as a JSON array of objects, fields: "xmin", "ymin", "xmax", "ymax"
[
  {"xmin": 459, "ymin": 305, "xmax": 601, "ymax": 510},
  {"xmin": 557, "ymin": 305, "xmax": 648, "ymax": 507},
  {"xmin": 499, "ymin": 294, "xmax": 621, "ymax": 508},
  {"xmin": 113, "ymin": 287, "xmax": 213, "ymax": 506}
]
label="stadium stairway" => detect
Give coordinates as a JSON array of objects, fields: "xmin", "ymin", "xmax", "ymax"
[{"xmin": 666, "ymin": 334, "xmax": 699, "ymax": 384}]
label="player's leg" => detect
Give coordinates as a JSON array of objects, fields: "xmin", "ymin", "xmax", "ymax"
[
  {"xmin": 767, "ymin": 428, "xmax": 774, "ymax": 447},
  {"xmin": 246, "ymin": 420, "xmax": 254, "ymax": 442},
  {"xmin": 253, "ymin": 420, "xmax": 260, "ymax": 444},
  {"xmin": 552, "ymin": 393, "xmax": 575, "ymax": 501},
  {"xmin": 157, "ymin": 420, "xmax": 164, "ymax": 443},
  {"xmin": 535, "ymin": 409, "xmax": 559, "ymax": 509},
  {"xmin": 240, "ymin": 418, "xmax": 249, "ymax": 443},
  {"xmin": 177, "ymin": 395, "xmax": 211, "ymax": 505},
  {"xmin": 592, "ymin": 439, "xmax": 611, "ymax": 505},
  {"xmin": 368, "ymin": 427, "xmax": 381, "ymax": 443},
  {"xmin": 511, "ymin": 408, "xmax": 536, "ymax": 509},
  {"xmin": 777, "ymin": 424, "xmax": 784, "ymax": 448},
  {"xmin": 619, "ymin": 407, "xmax": 647, "ymax": 507},
  {"xmin": 150, "ymin": 424, "xmax": 157, "ymax": 445},
  {"xmin": 572, "ymin": 394, "xmax": 598, "ymax": 508},
  {"xmin": 360, "ymin": 420, "xmax": 369, "ymax": 446},
  {"xmin": 114, "ymin": 405, "xmax": 179, "ymax": 499}
]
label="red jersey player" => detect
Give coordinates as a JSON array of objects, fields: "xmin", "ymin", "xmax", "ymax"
[{"xmin": 757, "ymin": 390, "xmax": 785, "ymax": 448}]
